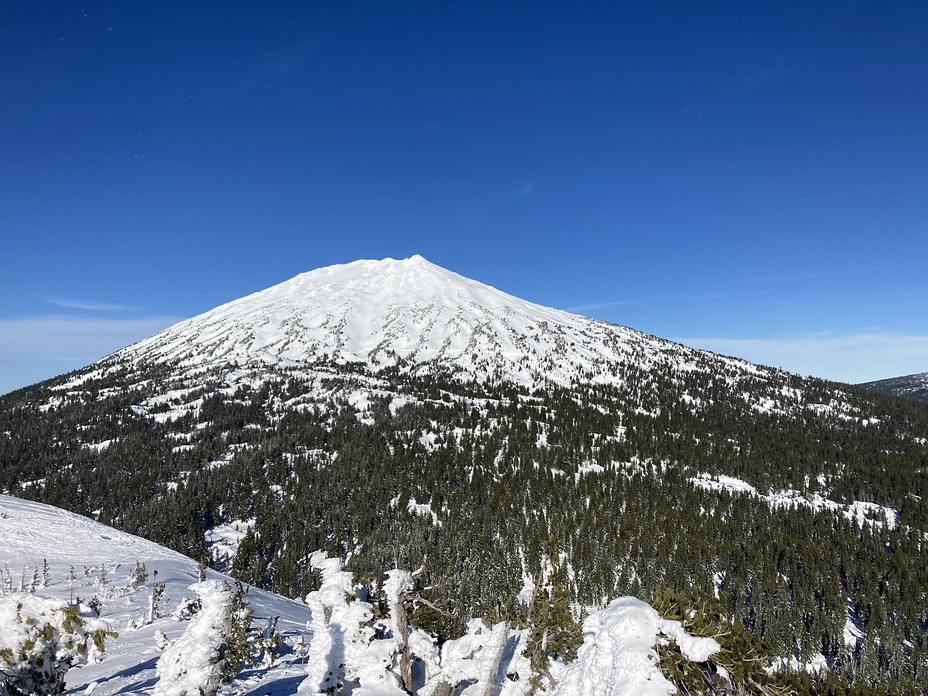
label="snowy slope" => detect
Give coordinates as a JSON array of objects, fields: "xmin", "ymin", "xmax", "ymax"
[
  {"xmin": 104, "ymin": 255, "xmax": 759, "ymax": 388},
  {"xmin": 0, "ymin": 494, "xmax": 311, "ymax": 696}
]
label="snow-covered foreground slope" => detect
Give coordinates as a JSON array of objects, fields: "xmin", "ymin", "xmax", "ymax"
[
  {"xmin": 0, "ymin": 494, "xmax": 311, "ymax": 696},
  {"xmin": 0, "ymin": 495, "xmax": 719, "ymax": 695},
  {"xmin": 104, "ymin": 255, "xmax": 759, "ymax": 389}
]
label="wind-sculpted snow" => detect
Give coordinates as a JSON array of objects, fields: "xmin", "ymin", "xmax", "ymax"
[{"xmin": 106, "ymin": 255, "xmax": 749, "ymax": 389}]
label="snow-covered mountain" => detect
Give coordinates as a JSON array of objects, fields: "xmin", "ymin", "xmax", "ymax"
[
  {"xmin": 108, "ymin": 255, "xmax": 759, "ymax": 388},
  {"xmin": 5, "ymin": 256, "xmax": 927, "ymax": 693}
]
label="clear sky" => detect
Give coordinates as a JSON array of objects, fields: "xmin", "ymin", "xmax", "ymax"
[{"xmin": 2, "ymin": 1, "xmax": 927, "ymax": 395}]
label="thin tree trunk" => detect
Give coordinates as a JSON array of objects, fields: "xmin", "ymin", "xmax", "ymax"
[
  {"xmin": 394, "ymin": 595, "xmax": 414, "ymax": 694},
  {"xmin": 480, "ymin": 621, "xmax": 509, "ymax": 696}
]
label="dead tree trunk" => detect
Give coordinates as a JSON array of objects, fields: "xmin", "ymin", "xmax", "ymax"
[
  {"xmin": 480, "ymin": 621, "xmax": 509, "ymax": 696},
  {"xmin": 393, "ymin": 594, "xmax": 414, "ymax": 694}
]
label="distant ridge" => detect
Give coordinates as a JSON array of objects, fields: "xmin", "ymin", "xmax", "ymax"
[{"xmin": 859, "ymin": 371, "xmax": 928, "ymax": 403}]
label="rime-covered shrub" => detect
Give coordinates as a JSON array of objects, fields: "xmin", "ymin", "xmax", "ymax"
[{"xmin": 0, "ymin": 594, "xmax": 115, "ymax": 696}]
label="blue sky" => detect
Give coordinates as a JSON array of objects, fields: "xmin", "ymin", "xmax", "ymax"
[{"xmin": 2, "ymin": 1, "xmax": 927, "ymax": 394}]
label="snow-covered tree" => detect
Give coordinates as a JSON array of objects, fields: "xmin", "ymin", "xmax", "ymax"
[
  {"xmin": 0, "ymin": 594, "xmax": 116, "ymax": 696},
  {"xmin": 298, "ymin": 553, "xmax": 521, "ymax": 696},
  {"xmin": 520, "ymin": 549, "xmax": 583, "ymax": 690},
  {"xmin": 649, "ymin": 588, "xmax": 786, "ymax": 695},
  {"xmin": 523, "ymin": 580, "xmax": 582, "ymax": 688},
  {"xmin": 297, "ymin": 552, "xmax": 383, "ymax": 695},
  {"xmin": 421, "ymin": 619, "xmax": 516, "ymax": 696},
  {"xmin": 153, "ymin": 579, "xmax": 278, "ymax": 696},
  {"xmin": 553, "ymin": 596, "xmax": 720, "ymax": 696}
]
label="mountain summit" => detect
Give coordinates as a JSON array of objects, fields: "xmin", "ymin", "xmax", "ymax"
[{"xmin": 113, "ymin": 255, "xmax": 749, "ymax": 388}]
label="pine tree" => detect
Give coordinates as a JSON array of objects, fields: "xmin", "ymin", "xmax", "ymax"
[
  {"xmin": 523, "ymin": 571, "xmax": 582, "ymax": 689},
  {"xmin": 153, "ymin": 579, "xmax": 279, "ymax": 696}
]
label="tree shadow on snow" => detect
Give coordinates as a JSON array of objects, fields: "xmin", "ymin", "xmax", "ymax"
[
  {"xmin": 104, "ymin": 655, "xmax": 162, "ymax": 680},
  {"xmin": 113, "ymin": 677, "xmax": 157, "ymax": 694},
  {"xmin": 66, "ymin": 656, "xmax": 160, "ymax": 694},
  {"xmin": 241, "ymin": 675, "xmax": 305, "ymax": 696}
]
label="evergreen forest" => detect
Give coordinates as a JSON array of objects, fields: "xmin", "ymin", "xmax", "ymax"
[{"xmin": 1, "ymin": 351, "xmax": 927, "ymax": 693}]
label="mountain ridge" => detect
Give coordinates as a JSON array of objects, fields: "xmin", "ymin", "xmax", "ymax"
[{"xmin": 860, "ymin": 370, "xmax": 928, "ymax": 403}]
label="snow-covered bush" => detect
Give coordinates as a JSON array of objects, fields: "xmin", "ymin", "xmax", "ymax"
[
  {"xmin": 0, "ymin": 594, "xmax": 116, "ymax": 696},
  {"xmin": 298, "ymin": 554, "xmax": 524, "ymax": 696},
  {"xmin": 153, "ymin": 579, "xmax": 278, "ymax": 696},
  {"xmin": 552, "ymin": 596, "xmax": 720, "ymax": 696},
  {"xmin": 649, "ymin": 588, "xmax": 784, "ymax": 695}
]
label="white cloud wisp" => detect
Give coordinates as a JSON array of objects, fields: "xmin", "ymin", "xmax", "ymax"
[{"xmin": 676, "ymin": 332, "xmax": 928, "ymax": 384}]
